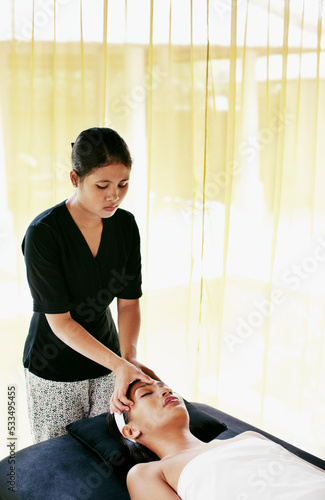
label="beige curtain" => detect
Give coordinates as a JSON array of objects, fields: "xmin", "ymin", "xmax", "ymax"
[{"xmin": 0, "ymin": 0, "xmax": 324, "ymax": 459}]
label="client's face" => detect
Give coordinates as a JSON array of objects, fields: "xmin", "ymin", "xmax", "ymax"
[{"xmin": 125, "ymin": 381, "xmax": 187, "ymax": 438}]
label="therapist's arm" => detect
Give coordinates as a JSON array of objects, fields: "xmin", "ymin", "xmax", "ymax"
[
  {"xmin": 117, "ymin": 298, "xmax": 160, "ymax": 380},
  {"xmin": 117, "ymin": 298, "xmax": 141, "ymax": 362},
  {"xmin": 45, "ymin": 312, "xmax": 152, "ymax": 407},
  {"xmin": 46, "ymin": 312, "xmax": 124, "ymax": 370}
]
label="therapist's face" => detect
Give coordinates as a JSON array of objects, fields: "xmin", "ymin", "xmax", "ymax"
[{"xmin": 72, "ymin": 163, "xmax": 130, "ymax": 219}]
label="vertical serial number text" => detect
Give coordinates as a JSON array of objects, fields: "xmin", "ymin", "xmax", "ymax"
[{"xmin": 7, "ymin": 385, "xmax": 16, "ymax": 492}]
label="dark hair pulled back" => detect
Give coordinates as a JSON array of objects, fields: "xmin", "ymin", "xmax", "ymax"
[
  {"xmin": 107, "ymin": 412, "xmax": 159, "ymax": 465},
  {"xmin": 71, "ymin": 127, "xmax": 132, "ymax": 181}
]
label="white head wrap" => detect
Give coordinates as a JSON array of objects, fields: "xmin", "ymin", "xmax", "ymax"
[{"xmin": 114, "ymin": 412, "xmax": 137, "ymax": 443}]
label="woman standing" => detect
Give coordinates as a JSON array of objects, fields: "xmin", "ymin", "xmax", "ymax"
[{"xmin": 22, "ymin": 127, "xmax": 157, "ymax": 443}]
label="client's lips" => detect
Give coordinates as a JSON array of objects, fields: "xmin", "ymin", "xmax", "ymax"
[{"xmin": 164, "ymin": 396, "xmax": 179, "ymax": 407}]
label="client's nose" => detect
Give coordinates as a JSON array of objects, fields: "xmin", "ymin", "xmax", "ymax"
[{"xmin": 161, "ymin": 387, "xmax": 173, "ymax": 397}]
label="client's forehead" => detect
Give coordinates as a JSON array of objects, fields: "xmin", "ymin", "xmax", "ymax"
[{"xmin": 129, "ymin": 380, "xmax": 165, "ymax": 400}]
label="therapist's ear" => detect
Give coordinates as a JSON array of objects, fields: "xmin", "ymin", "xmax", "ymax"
[
  {"xmin": 122, "ymin": 425, "xmax": 141, "ymax": 441},
  {"xmin": 70, "ymin": 169, "xmax": 78, "ymax": 188}
]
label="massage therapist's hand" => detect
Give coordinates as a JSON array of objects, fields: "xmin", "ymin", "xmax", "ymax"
[
  {"xmin": 127, "ymin": 358, "xmax": 161, "ymax": 383},
  {"xmin": 110, "ymin": 358, "xmax": 154, "ymax": 414}
]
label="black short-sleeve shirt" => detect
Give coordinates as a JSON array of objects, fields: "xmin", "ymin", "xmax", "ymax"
[{"xmin": 22, "ymin": 201, "xmax": 142, "ymax": 382}]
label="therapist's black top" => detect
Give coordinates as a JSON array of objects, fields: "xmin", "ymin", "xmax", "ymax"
[{"xmin": 22, "ymin": 201, "xmax": 142, "ymax": 382}]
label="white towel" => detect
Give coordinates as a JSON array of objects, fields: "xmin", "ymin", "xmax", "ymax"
[{"xmin": 177, "ymin": 436, "xmax": 325, "ymax": 499}]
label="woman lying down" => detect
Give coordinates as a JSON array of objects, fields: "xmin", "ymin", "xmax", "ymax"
[{"xmin": 107, "ymin": 380, "xmax": 325, "ymax": 499}]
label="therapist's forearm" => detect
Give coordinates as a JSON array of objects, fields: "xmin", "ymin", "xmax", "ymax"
[
  {"xmin": 45, "ymin": 312, "xmax": 123, "ymax": 372},
  {"xmin": 117, "ymin": 298, "xmax": 141, "ymax": 361}
]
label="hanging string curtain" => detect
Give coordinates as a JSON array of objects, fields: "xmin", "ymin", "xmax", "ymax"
[{"xmin": 0, "ymin": 0, "xmax": 324, "ymax": 459}]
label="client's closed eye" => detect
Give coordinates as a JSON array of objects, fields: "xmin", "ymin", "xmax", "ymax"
[{"xmin": 141, "ymin": 392, "xmax": 152, "ymax": 398}]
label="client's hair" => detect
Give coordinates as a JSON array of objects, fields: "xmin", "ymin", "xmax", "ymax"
[{"xmin": 107, "ymin": 384, "xmax": 159, "ymax": 464}]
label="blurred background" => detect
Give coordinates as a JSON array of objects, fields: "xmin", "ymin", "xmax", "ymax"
[{"xmin": 0, "ymin": 0, "xmax": 325, "ymax": 459}]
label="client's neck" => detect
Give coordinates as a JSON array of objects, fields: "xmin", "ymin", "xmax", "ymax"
[{"xmin": 141, "ymin": 428, "xmax": 202, "ymax": 460}]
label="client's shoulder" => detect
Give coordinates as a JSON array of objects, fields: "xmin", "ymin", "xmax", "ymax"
[
  {"xmin": 127, "ymin": 461, "xmax": 177, "ymax": 499},
  {"xmin": 127, "ymin": 460, "xmax": 161, "ymax": 482}
]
